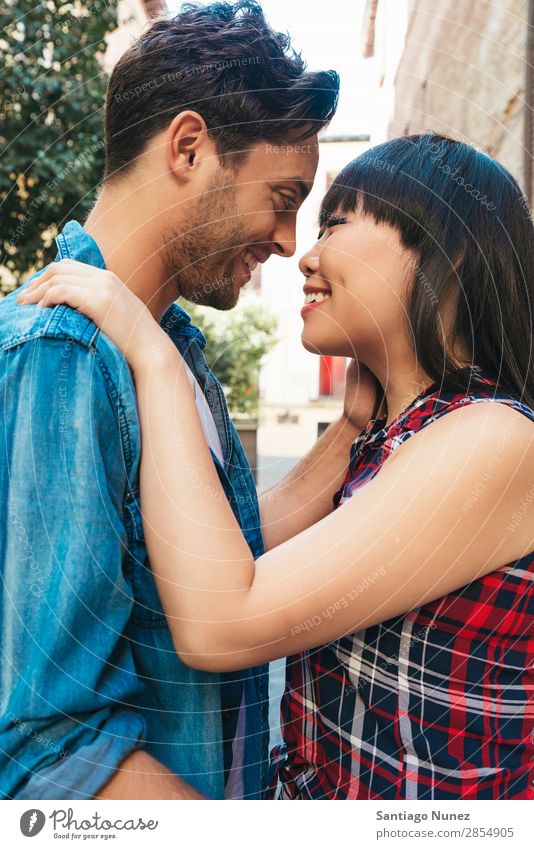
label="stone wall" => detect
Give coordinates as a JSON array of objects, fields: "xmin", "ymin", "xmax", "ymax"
[{"xmin": 389, "ymin": 0, "xmax": 527, "ymax": 188}]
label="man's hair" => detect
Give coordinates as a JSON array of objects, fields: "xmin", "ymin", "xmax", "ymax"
[{"xmin": 104, "ymin": 0, "xmax": 339, "ymax": 180}]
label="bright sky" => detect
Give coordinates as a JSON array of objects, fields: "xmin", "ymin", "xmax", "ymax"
[{"xmin": 166, "ymin": 0, "xmax": 376, "ymax": 136}]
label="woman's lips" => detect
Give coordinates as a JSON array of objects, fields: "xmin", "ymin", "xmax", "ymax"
[{"xmin": 301, "ymin": 292, "xmax": 332, "ymax": 317}]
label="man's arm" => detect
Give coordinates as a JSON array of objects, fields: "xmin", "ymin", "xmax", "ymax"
[
  {"xmin": 1, "ymin": 334, "xmax": 198, "ymax": 800},
  {"xmin": 259, "ymin": 361, "xmax": 382, "ymax": 550},
  {"xmin": 259, "ymin": 415, "xmax": 360, "ymax": 550},
  {"xmin": 96, "ymin": 751, "xmax": 204, "ymax": 799}
]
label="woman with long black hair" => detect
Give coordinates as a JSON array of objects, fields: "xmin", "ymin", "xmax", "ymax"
[{"xmin": 21, "ymin": 134, "xmax": 534, "ymax": 799}]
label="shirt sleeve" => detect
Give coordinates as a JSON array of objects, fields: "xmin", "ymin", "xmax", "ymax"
[{"xmin": 1, "ymin": 335, "xmax": 147, "ymax": 800}]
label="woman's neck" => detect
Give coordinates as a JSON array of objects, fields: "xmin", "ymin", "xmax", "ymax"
[
  {"xmin": 386, "ymin": 374, "xmax": 434, "ymax": 425},
  {"xmin": 368, "ymin": 360, "xmax": 435, "ymax": 427}
]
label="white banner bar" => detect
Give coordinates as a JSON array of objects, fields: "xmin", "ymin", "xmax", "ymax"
[{"xmin": 3, "ymin": 799, "xmax": 533, "ymax": 848}]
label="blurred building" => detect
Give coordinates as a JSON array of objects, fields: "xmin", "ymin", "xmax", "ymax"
[
  {"xmin": 104, "ymin": 0, "xmax": 167, "ymax": 70},
  {"xmin": 363, "ymin": 0, "xmax": 531, "ymax": 193},
  {"xmin": 361, "ymin": 0, "xmax": 410, "ymax": 144}
]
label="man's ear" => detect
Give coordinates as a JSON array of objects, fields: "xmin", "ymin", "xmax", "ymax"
[{"xmin": 165, "ymin": 110, "xmax": 215, "ymax": 183}]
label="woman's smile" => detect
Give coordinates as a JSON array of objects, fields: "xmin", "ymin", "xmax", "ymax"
[{"xmin": 301, "ymin": 284, "xmax": 332, "ymax": 317}]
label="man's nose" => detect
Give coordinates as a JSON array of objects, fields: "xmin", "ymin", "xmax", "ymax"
[{"xmin": 270, "ymin": 217, "xmax": 297, "ymax": 258}]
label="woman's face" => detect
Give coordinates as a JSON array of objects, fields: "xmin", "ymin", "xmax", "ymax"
[{"xmin": 298, "ymin": 208, "xmax": 417, "ymax": 362}]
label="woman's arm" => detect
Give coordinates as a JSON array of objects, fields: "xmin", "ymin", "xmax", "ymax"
[
  {"xmin": 134, "ymin": 357, "xmax": 534, "ymax": 670},
  {"xmin": 19, "ymin": 263, "xmax": 534, "ymax": 672}
]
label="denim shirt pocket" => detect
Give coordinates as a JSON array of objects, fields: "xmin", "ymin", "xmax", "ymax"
[{"xmin": 124, "ymin": 488, "xmax": 166, "ymax": 628}]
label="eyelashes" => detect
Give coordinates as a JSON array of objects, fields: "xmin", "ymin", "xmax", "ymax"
[{"xmin": 317, "ymin": 216, "xmax": 348, "ymax": 240}]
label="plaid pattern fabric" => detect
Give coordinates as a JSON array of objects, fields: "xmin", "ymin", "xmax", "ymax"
[{"xmin": 269, "ymin": 375, "xmax": 534, "ymax": 799}]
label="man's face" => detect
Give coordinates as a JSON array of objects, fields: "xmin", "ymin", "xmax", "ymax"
[{"xmin": 162, "ymin": 135, "xmax": 319, "ymax": 309}]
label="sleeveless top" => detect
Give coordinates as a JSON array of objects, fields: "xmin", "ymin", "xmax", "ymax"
[{"xmin": 268, "ymin": 374, "xmax": 534, "ymax": 799}]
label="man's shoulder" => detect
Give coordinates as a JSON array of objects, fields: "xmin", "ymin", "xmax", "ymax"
[
  {"xmin": 1, "ymin": 287, "xmax": 95, "ymax": 350},
  {"xmin": 0, "ymin": 289, "xmax": 140, "ymax": 468},
  {"xmin": 0, "ymin": 288, "xmax": 132, "ymax": 379}
]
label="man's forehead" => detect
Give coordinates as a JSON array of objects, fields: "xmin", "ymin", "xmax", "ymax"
[{"xmin": 260, "ymin": 137, "xmax": 319, "ymax": 183}]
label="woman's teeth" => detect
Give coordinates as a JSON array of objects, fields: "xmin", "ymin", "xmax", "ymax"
[
  {"xmin": 304, "ymin": 291, "xmax": 331, "ymax": 305},
  {"xmin": 242, "ymin": 251, "xmax": 258, "ymax": 271}
]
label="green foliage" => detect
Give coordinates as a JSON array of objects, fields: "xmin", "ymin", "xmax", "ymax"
[
  {"xmin": 185, "ymin": 300, "xmax": 278, "ymax": 416},
  {"xmin": 0, "ymin": 0, "xmax": 119, "ymax": 292}
]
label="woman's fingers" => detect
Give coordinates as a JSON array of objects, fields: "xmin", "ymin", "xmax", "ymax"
[
  {"xmin": 22, "ymin": 259, "xmax": 108, "ymax": 292},
  {"xmin": 17, "ymin": 274, "xmax": 89, "ymax": 306},
  {"xmin": 34, "ymin": 282, "xmax": 112, "ymax": 327},
  {"xmin": 38, "ymin": 283, "xmax": 87, "ymax": 312},
  {"xmin": 15, "ymin": 263, "xmax": 163, "ymax": 372},
  {"xmin": 18, "ymin": 265, "xmax": 122, "ymax": 311}
]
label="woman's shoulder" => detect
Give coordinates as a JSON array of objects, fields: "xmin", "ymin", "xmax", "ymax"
[
  {"xmin": 341, "ymin": 375, "xmax": 534, "ymax": 504},
  {"xmin": 386, "ymin": 385, "xmax": 534, "ymax": 473},
  {"xmin": 405, "ymin": 371, "xmax": 533, "ymax": 425},
  {"xmin": 354, "ymin": 377, "xmax": 534, "ymax": 476},
  {"xmin": 378, "ymin": 390, "xmax": 534, "ymax": 559},
  {"xmin": 424, "ymin": 396, "xmax": 534, "ymax": 461},
  {"xmin": 385, "ymin": 373, "xmax": 534, "ymax": 455}
]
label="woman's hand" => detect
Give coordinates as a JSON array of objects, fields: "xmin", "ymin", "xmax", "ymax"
[
  {"xmin": 17, "ymin": 259, "xmax": 173, "ymax": 374},
  {"xmin": 342, "ymin": 359, "xmax": 386, "ymax": 432}
]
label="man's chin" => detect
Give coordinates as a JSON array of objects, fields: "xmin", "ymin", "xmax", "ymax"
[
  {"xmin": 178, "ymin": 267, "xmax": 241, "ymax": 310},
  {"xmin": 188, "ymin": 286, "xmax": 240, "ymax": 311}
]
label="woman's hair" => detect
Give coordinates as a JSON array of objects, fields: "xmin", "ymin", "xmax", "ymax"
[
  {"xmin": 104, "ymin": 1, "xmax": 339, "ymax": 179},
  {"xmin": 320, "ymin": 133, "xmax": 534, "ymax": 408}
]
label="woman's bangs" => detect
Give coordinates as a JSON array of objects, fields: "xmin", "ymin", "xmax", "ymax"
[{"xmin": 318, "ymin": 153, "xmax": 412, "ymax": 233}]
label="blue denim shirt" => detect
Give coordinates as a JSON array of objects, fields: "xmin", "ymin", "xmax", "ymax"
[{"xmin": 0, "ymin": 221, "xmax": 269, "ymax": 800}]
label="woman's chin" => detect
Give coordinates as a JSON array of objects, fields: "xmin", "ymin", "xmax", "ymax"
[
  {"xmin": 301, "ymin": 332, "xmax": 323, "ymax": 355},
  {"xmin": 301, "ymin": 332, "xmax": 343, "ymax": 357}
]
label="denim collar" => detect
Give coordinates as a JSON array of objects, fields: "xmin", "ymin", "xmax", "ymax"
[
  {"xmin": 160, "ymin": 303, "xmax": 207, "ymax": 350},
  {"xmin": 57, "ymin": 220, "xmax": 206, "ymax": 349},
  {"xmin": 56, "ymin": 220, "xmax": 107, "ymax": 269}
]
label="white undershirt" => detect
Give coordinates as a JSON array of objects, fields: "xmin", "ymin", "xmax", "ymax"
[
  {"xmin": 183, "ymin": 361, "xmax": 223, "ymax": 464},
  {"xmin": 183, "ymin": 361, "xmax": 247, "ymax": 798}
]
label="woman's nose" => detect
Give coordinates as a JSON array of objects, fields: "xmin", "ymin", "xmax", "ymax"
[{"xmin": 298, "ymin": 247, "xmax": 320, "ymax": 277}]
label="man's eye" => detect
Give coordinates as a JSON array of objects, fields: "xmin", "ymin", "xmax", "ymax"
[{"xmin": 274, "ymin": 192, "xmax": 298, "ymax": 212}]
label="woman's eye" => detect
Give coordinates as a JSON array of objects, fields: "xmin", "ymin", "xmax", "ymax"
[{"xmin": 317, "ymin": 216, "xmax": 348, "ymax": 239}]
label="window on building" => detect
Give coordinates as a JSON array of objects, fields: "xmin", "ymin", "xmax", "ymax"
[{"xmin": 319, "ymin": 355, "xmax": 347, "ymax": 398}]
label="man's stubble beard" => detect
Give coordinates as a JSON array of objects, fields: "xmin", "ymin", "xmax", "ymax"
[{"xmin": 160, "ymin": 173, "xmax": 248, "ymax": 310}]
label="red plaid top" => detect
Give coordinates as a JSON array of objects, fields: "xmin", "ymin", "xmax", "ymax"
[{"xmin": 269, "ymin": 375, "xmax": 534, "ymax": 799}]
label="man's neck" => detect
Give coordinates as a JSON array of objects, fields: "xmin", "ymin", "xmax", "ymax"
[{"xmin": 84, "ymin": 184, "xmax": 177, "ymax": 322}]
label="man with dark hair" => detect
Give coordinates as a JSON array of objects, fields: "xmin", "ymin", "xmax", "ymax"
[{"xmin": 1, "ymin": 2, "xmax": 357, "ymax": 799}]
